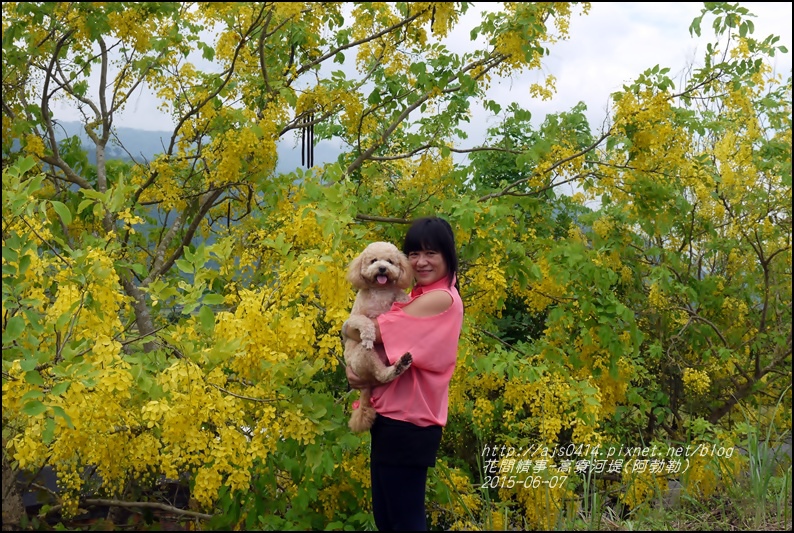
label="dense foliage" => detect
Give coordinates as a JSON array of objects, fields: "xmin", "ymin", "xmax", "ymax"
[{"xmin": 2, "ymin": 2, "xmax": 791, "ymax": 530}]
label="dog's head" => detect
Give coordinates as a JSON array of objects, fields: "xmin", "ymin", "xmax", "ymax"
[{"xmin": 347, "ymin": 241, "xmax": 412, "ymax": 290}]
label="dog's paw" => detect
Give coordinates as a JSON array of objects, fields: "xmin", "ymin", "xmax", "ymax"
[
  {"xmin": 362, "ymin": 339, "xmax": 374, "ymax": 350},
  {"xmin": 394, "ymin": 352, "xmax": 413, "ymax": 374}
]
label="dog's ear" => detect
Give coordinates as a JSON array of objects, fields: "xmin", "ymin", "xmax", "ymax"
[
  {"xmin": 347, "ymin": 253, "xmax": 367, "ymax": 289},
  {"xmin": 396, "ymin": 252, "xmax": 413, "ymax": 289}
]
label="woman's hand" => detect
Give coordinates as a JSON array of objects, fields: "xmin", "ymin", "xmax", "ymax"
[{"xmin": 346, "ymin": 364, "xmax": 373, "ymax": 390}]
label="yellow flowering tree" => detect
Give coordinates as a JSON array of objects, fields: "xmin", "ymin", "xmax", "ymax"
[{"xmin": 2, "ymin": 1, "xmax": 790, "ymax": 530}]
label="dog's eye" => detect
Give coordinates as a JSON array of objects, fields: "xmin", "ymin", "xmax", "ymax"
[
  {"xmin": 387, "ymin": 259, "xmax": 394, "ymax": 264},
  {"xmin": 371, "ymin": 259, "xmax": 378, "ymax": 264}
]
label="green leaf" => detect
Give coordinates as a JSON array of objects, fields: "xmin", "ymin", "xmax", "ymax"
[
  {"xmin": 25, "ymin": 370, "xmax": 46, "ymax": 386},
  {"xmin": 50, "ymin": 405, "xmax": 75, "ymax": 429},
  {"xmin": 55, "ymin": 309, "xmax": 74, "ymax": 331},
  {"xmin": 16, "ymin": 156, "xmax": 38, "ymax": 175},
  {"xmin": 198, "ymin": 305, "xmax": 215, "ymax": 333},
  {"xmin": 129, "ymin": 262, "xmax": 148, "ymax": 276},
  {"xmin": 203, "ymin": 293, "xmax": 225, "ymax": 305},
  {"xmin": 77, "ymin": 199, "xmax": 94, "ymax": 214},
  {"xmin": 2, "ymin": 244, "xmax": 19, "ymax": 263},
  {"xmin": 18, "ymin": 254, "xmax": 32, "ymax": 276},
  {"xmin": 175, "ymin": 258, "xmax": 193, "ymax": 273},
  {"xmin": 50, "ymin": 200, "xmax": 73, "ymax": 226},
  {"xmin": 20, "ymin": 390, "xmax": 44, "ymax": 402},
  {"xmin": 22, "ymin": 400, "xmax": 48, "ymax": 417},
  {"xmin": 51, "ymin": 381, "xmax": 71, "ymax": 396},
  {"xmin": 42, "ymin": 416, "xmax": 56, "ymax": 444},
  {"xmin": 4, "ymin": 315, "xmax": 26, "ymax": 343},
  {"xmin": 19, "ymin": 357, "xmax": 38, "ymax": 372}
]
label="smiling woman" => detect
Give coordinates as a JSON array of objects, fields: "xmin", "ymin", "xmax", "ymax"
[{"xmin": 345, "ymin": 216, "xmax": 464, "ymax": 531}]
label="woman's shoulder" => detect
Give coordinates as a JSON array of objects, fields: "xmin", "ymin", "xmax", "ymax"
[{"xmin": 402, "ymin": 289, "xmax": 453, "ymax": 317}]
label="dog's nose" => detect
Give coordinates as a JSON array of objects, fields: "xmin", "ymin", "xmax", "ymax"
[{"xmin": 378, "ymin": 266, "xmax": 387, "ymax": 274}]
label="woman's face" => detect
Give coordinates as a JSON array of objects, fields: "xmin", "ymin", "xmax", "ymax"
[{"xmin": 408, "ymin": 249, "xmax": 448, "ymax": 286}]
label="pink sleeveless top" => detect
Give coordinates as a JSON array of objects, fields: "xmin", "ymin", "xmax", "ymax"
[{"xmin": 371, "ymin": 276, "xmax": 464, "ymax": 427}]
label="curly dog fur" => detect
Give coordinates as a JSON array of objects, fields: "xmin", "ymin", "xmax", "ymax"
[{"xmin": 343, "ymin": 241, "xmax": 413, "ymax": 433}]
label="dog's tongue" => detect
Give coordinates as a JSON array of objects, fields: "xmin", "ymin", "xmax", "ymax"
[{"xmin": 377, "ymin": 275, "xmax": 388, "ymax": 285}]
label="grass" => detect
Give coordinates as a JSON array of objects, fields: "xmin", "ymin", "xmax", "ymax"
[
  {"xmin": 532, "ymin": 461, "xmax": 792, "ymax": 532},
  {"xmin": 558, "ymin": 394, "xmax": 793, "ymax": 532}
]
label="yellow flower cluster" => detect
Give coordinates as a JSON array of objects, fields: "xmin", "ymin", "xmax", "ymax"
[
  {"xmin": 35, "ymin": 247, "xmax": 127, "ymax": 358},
  {"xmin": 472, "ymin": 397, "xmax": 495, "ymax": 435},
  {"xmin": 680, "ymin": 440, "xmax": 743, "ymax": 500},
  {"xmin": 90, "ymin": 334, "xmax": 124, "ymax": 368},
  {"xmin": 413, "ymin": 2, "xmax": 460, "ymax": 38},
  {"xmin": 273, "ymin": 1, "xmax": 305, "ymax": 21},
  {"xmin": 206, "ymin": 125, "xmax": 278, "ymax": 187},
  {"xmin": 318, "ymin": 449, "xmax": 370, "ymax": 519},
  {"xmin": 430, "ymin": 464, "xmax": 482, "ymax": 528},
  {"xmin": 405, "ymin": 152, "xmax": 455, "ymax": 196},
  {"xmin": 140, "ymin": 360, "xmax": 281, "ymax": 510},
  {"xmin": 138, "ymin": 156, "xmax": 188, "ymax": 211},
  {"xmin": 590, "ymin": 358, "xmax": 633, "ymax": 418},
  {"xmin": 53, "ymin": 462, "xmax": 85, "ymax": 518},
  {"xmin": 465, "ymin": 262, "xmax": 508, "ymax": 319},
  {"xmin": 218, "ymin": 290, "xmax": 319, "ymax": 374},
  {"xmin": 117, "ymin": 208, "xmax": 144, "ymax": 233},
  {"xmin": 192, "ymin": 465, "xmax": 225, "ymax": 509},
  {"xmin": 8, "ymin": 417, "xmax": 48, "ymax": 470},
  {"xmin": 511, "ymin": 471, "xmax": 575, "ymax": 530},
  {"xmin": 487, "ymin": 508, "xmax": 507, "ymax": 531},
  {"xmin": 721, "ymin": 296, "xmax": 749, "ymax": 323},
  {"xmin": 612, "ymin": 89, "xmax": 689, "ymax": 177},
  {"xmin": 127, "ymin": 433, "xmax": 162, "ymax": 481},
  {"xmin": 620, "ymin": 465, "xmax": 668, "ymax": 509},
  {"xmin": 522, "ymin": 257, "xmax": 568, "ymax": 313},
  {"xmin": 337, "ymin": 89, "xmax": 370, "ymax": 137},
  {"xmin": 351, "ymin": 4, "xmax": 414, "ymax": 80},
  {"xmin": 7, "ymin": 334, "xmax": 139, "ymax": 512},
  {"xmin": 106, "ymin": 7, "xmax": 155, "ymax": 52},
  {"xmin": 682, "ymin": 368, "xmax": 711, "ymax": 396},
  {"xmin": 591, "ymin": 216, "xmax": 615, "ymax": 241},
  {"xmin": 528, "ymin": 373, "xmax": 571, "ymax": 444},
  {"xmin": 647, "ymin": 282, "xmax": 669, "ymax": 311},
  {"xmin": 529, "ymin": 75, "xmax": 557, "ymax": 101},
  {"xmin": 24, "ymin": 134, "xmax": 46, "ymax": 157},
  {"xmin": 281, "ymin": 407, "xmax": 319, "ymax": 445}
]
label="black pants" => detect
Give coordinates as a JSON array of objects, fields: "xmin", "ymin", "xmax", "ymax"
[
  {"xmin": 371, "ymin": 462, "xmax": 429, "ymax": 531},
  {"xmin": 370, "ymin": 414, "xmax": 443, "ymax": 531}
]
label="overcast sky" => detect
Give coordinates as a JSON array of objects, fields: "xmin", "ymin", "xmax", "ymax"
[
  {"xmin": 55, "ymin": 2, "xmax": 792, "ymax": 142},
  {"xmin": 478, "ymin": 1, "xmax": 793, "ymax": 136}
]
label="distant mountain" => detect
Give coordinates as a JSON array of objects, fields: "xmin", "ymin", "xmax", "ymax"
[
  {"xmin": 54, "ymin": 121, "xmax": 172, "ymax": 163},
  {"xmin": 54, "ymin": 120, "xmax": 342, "ymax": 174}
]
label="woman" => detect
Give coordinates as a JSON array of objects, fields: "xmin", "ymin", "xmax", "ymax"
[{"xmin": 344, "ymin": 216, "xmax": 464, "ymax": 531}]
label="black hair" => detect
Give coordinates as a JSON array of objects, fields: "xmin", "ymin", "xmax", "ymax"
[{"xmin": 402, "ymin": 216, "xmax": 459, "ymax": 289}]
